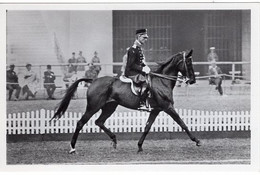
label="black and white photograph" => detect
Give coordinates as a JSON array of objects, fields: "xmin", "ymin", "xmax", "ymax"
[{"xmin": 1, "ymin": 1, "xmax": 260, "ymax": 173}]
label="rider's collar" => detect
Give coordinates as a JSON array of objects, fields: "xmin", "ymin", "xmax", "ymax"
[{"xmin": 133, "ymin": 40, "xmax": 142, "ymax": 48}]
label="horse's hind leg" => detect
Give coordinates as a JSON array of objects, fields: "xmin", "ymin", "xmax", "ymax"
[
  {"xmin": 70, "ymin": 109, "xmax": 98, "ymax": 154},
  {"xmin": 165, "ymin": 106, "xmax": 201, "ymax": 146},
  {"xmin": 95, "ymin": 102, "xmax": 118, "ymax": 149}
]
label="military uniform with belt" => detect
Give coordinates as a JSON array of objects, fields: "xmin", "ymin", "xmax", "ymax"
[{"xmin": 124, "ymin": 29, "xmax": 151, "ymax": 108}]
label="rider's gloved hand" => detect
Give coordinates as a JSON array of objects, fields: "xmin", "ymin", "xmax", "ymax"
[{"xmin": 142, "ymin": 66, "xmax": 151, "ymax": 74}]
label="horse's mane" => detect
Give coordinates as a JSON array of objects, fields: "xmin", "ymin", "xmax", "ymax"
[{"xmin": 154, "ymin": 52, "xmax": 182, "ymax": 73}]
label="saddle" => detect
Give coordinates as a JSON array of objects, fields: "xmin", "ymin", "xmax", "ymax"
[
  {"xmin": 120, "ymin": 75, "xmax": 152, "ymax": 111},
  {"xmin": 119, "ymin": 75, "xmax": 142, "ymax": 96}
]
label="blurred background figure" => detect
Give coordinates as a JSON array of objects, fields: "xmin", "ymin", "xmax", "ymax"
[
  {"xmin": 21, "ymin": 64, "xmax": 40, "ymax": 100},
  {"xmin": 90, "ymin": 51, "xmax": 101, "ymax": 78},
  {"xmin": 208, "ymin": 61, "xmax": 223, "ymax": 96},
  {"xmin": 44, "ymin": 65, "xmax": 56, "ymax": 100},
  {"xmin": 207, "ymin": 47, "xmax": 219, "ymax": 62},
  {"xmin": 68, "ymin": 52, "xmax": 78, "ymax": 73},
  {"xmin": 64, "ymin": 52, "xmax": 77, "ymax": 89},
  {"xmin": 77, "ymin": 51, "xmax": 87, "ymax": 78},
  {"xmin": 6, "ymin": 64, "xmax": 21, "ymax": 101}
]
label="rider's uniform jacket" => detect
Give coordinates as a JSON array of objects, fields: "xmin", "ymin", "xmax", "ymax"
[{"xmin": 124, "ymin": 40, "xmax": 146, "ymax": 77}]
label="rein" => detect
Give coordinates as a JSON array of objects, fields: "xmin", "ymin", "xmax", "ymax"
[
  {"xmin": 149, "ymin": 72, "xmax": 179, "ymax": 81},
  {"xmin": 150, "ymin": 52, "xmax": 188, "ymax": 82}
]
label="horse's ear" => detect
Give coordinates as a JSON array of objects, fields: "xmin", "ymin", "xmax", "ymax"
[{"xmin": 186, "ymin": 49, "xmax": 193, "ymax": 58}]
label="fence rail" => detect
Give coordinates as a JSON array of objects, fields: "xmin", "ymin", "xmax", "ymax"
[{"xmin": 6, "ymin": 109, "xmax": 250, "ymax": 135}]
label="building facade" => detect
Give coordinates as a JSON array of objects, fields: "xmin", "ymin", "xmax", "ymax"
[{"xmin": 7, "ymin": 10, "xmax": 250, "ymax": 79}]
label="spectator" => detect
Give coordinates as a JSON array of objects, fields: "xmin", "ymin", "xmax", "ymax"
[
  {"xmin": 22, "ymin": 64, "xmax": 39, "ymax": 100},
  {"xmin": 207, "ymin": 47, "xmax": 219, "ymax": 62},
  {"xmin": 6, "ymin": 64, "xmax": 21, "ymax": 101},
  {"xmin": 90, "ymin": 51, "xmax": 101, "ymax": 77},
  {"xmin": 64, "ymin": 52, "xmax": 77, "ymax": 89},
  {"xmin": 77, "ymin": 51, "xmax": 87, "ymax": 73},
  {"xmin": 44, "ymin": 65, "xmax": 56, "ymax": 100},
  {"xmin": 68, "ymin": 52, "xmax": 77, "ymax": 73},
  {"xmin": 209, "ymin": 61, "xmax": 223, "ymax": 96}
]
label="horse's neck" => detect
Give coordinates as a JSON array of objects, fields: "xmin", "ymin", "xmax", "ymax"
[{"xmin": 151, "ymin": 70, "xmax": 178, "ymax": 90}]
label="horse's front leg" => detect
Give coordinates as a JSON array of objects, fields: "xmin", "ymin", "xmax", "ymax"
[
  {"xmin": 165, "ymin": 106, "xmax": 201, "ymax": 146},
  {"xmin": 137, "ymin": 109, "xmax": 160, "ymax": 153}
]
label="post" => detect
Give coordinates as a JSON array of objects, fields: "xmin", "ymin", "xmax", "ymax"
[
  {"xmin": 231, "ymin": 63, "xmax": 235, "ymax": 83},
  {"xmin": 40, "ymin": 109, "xmax": 45, "ymax": 134}
]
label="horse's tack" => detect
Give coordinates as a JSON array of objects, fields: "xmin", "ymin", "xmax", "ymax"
[{"xmin": 119, "ymin": 75, "xmax": 140, "ymax": 95}]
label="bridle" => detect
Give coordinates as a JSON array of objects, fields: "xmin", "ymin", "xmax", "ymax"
[
  {"xmin": 176, "ymin": 52, "xmax": 190, "ymax": 78},
  {"xmin": 150, "ymin": 52, "xmax": 190, "ymax": 83}
]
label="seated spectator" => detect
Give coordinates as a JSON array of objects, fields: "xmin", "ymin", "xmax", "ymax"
[
  {"xmin": 22, "ymin": 64, "xmax": 40, "ymax": 100},
  {"xmin": 44, "ymin": 65, "xmax": 56, "ymax": 100},
  {"xmin": 6, "ymin": 64, "xmax": 21, "ymax": 101},
  {"xmin": 208, "ymin": 61, "xmax": 223, "ymax": 95}
]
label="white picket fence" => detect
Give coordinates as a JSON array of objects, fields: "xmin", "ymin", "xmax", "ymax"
[{"xmin": 6, "ymin": 109, "xmax": 250, "ymax": 135}]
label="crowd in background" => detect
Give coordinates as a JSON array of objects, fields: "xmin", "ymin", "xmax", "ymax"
[
  {"xmin": 6, "ymin": 51, "xmax": 101, "ymax": 101},
  {"xmin": 6, "ymin": 47, "xmax": 226, "ymax": 101}
]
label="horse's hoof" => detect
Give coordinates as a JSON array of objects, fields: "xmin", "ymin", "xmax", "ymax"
[
  {"xmin": 137, "ymin": 147, "xmax": 143, "ymax": 153},
  {"xmin": 69, "ymin": 148, "xmax": 76, "ymax": 154},
  {"xmin": 111, "ymin": 141, "xmax": 117, "ymax": 149},
  {"xmin": 196, "ymin": 140, "xmax": 202, "ymax": 147}
]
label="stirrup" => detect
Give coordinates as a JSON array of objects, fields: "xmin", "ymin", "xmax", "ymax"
[{"xmin": 138, "ymin": 101, "xmax": 153, "ymax": 111}]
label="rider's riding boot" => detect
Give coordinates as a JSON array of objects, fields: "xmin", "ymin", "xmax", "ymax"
[{"xmin": 138, "ymin": 83, "xmax": 151, "ymax": 110}]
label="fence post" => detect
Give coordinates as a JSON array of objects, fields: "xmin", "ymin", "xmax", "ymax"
[
  {"xmin": 40, "ymin": 109, "xmax": 46, "ymax": 134},
  {"xmin": 231, "ymin": 63, "xmax": 235, "ymax": 82}
]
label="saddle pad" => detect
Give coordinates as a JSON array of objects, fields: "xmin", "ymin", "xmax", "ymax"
[{"xmin": 119, "ymin": 75, "xmax": 139, "ymax": 96}]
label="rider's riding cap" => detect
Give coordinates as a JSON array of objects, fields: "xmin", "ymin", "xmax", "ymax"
[{"xmin": 136, "ymin": 29, "xmax": 148, "ymax": 38}]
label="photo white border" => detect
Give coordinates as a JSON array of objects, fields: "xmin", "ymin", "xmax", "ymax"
[{"xmin": 0, "ymin": 2, "xmax": 259, "ymax": 173}]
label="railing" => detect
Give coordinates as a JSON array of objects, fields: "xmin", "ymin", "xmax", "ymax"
[
  {"xmin": 6, "ymin": 109, "xmax": 250, "ymax": 135},
  {"xmin": 7, "ymin": 61, "xmax": 250, "ymax": 86}
]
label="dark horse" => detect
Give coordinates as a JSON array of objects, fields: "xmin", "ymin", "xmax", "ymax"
[{"xmin": 51, "ymin": 49, "xmax": 201, "ymax": 154}]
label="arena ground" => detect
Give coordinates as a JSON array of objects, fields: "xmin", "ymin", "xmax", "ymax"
[{"xmin": 7, "ymin": 138, "xmax": 250, "ymax": 165}]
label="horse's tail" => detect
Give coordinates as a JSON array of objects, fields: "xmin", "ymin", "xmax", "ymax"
[{"xmin": 50, "ymin": 78, "xmax": 93, "ymax": 121}]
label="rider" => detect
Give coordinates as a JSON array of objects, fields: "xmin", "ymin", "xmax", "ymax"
[{"xmin": 124, "ymin": 28, "xmax": 151, "ymax": 109}]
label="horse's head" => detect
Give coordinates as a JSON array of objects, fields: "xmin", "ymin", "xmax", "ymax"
[
  {"xmin": 176, "ymin": 49, "xmax": 196, "ymax": 85},
  {"xmin": 155, "ymin": 49, "xmax": 196, "ymax": 85}
]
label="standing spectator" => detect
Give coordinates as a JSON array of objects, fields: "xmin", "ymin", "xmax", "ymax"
[
  {"xmin": 44, "ymin": 65, "xmax": 56, "ymax": 100},
  {"xmin": 6, "ymin": 64, "xmax": 21, "ymax": 101},
  {"xmin": 68, "ymin": 52, "xmax": 77, "ymax": 73},
  {"xmin": 207, "ymin": 47, "xmax": 219, "ymax": 62},
  {"xmin": 64, "ymin": 52, "xmax": 77, "ymax": 89},
  {"xmin": 90, "ymin": 51, "xmax": 102, "ymax": 77},
  {"xmin": 209, "ymin": 61, "xmax": 223, "ymax": 96},
  {"xmin": 77, "ymin": 51, "xmax": 87, "ymax": 72},
  {"xmin": 22, "ymin": 64, "xmax": 39, "ymax": 100}
]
